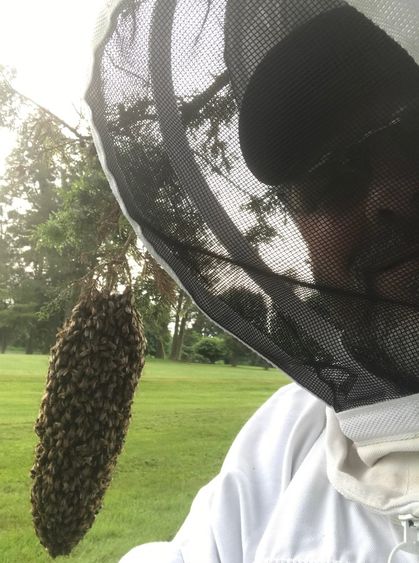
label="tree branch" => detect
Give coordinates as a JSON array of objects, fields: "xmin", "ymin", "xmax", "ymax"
[
  {"xmin": 180, "ymin": 70, "xmax": 229, "ymax": 124},
  {"xmin": 2, "ymin": 76, "xmax": 90, "ymax": 142},
  {"xmin": 117, "ymin": 70, "xmax": 230, "ymax": 127}
]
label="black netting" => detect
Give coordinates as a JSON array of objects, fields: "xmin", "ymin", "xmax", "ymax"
[{"xmin": 86, "ymin": 0, "xmax": 419, "ymax": 412}]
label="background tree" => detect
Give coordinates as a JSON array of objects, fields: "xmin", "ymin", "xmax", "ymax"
[
  {"xmin": 180, "ymin": 309, "xmax": 223, "ymax": 362},
  {"xmin": 221, "ymin": 287, "xmax": 268, "ymax": 367},
  {"xmin": 194, "ymin": 336, "xmax": 225, "ymax": 364},
  {"xmin": 0, "ymin": 69, "xmax": 142, "ymax": 352},
  {"xmin": 170, "ymin": 290, "xmax": 195, "ymax": 361},
  {"xmin": 134, "ymin": 253, "xmax": 176, "ymax": 358}
]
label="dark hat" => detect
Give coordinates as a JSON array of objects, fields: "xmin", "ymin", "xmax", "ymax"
[{"xmin": 238, "ymin": 5, "xmax": 419, "ymax": 185}]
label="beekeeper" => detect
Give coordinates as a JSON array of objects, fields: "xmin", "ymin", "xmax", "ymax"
[{"xmin": 86, "ymin": 0, "xmax": 419, "ymax": 561}]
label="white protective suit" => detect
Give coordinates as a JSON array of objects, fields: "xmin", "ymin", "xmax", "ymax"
[{"xmin": 119, "ymin": 383, "xmax": 419, "ymax": 563}]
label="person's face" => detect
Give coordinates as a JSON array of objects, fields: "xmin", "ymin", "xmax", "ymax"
[
  {"xmin": 290, "ymin": 126, "xmax": 419, "ymax": 380},
  {"xmin": 294, "ymin": 129, "xmax": 419, "ymax": 306}
]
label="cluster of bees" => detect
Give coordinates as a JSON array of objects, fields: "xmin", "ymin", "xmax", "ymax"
[{"xmin": 30, "ymin": 289, "xmax": 146, "ymax": 557}]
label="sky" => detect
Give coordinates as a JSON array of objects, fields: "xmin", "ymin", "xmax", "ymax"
[{"xmin": 0, "ymin": 0, "xmax": 104, "ymax": 169}]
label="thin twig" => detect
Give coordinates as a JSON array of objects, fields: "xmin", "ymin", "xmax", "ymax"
[
  {"xmin": 107, "ymin": 51, "xmax": 149, "ymax": 86},
  {"xmin": 1, "ymin": 74, "xmax": 89, "ymax": 142}
]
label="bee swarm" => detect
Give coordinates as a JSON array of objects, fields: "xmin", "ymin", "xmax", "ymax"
[{"xmin": 31, "ymin": 289, "xmax": 146, "ymax": 558}]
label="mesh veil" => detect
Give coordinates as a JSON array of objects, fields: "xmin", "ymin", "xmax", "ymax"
[{"xmin": 86, "ymin": 0, "xmax": 419, "ymax": 412}]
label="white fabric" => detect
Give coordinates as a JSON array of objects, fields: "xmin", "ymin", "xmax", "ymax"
[
  {"xmin": 336, "ymin": 393, "xmax": 419, "ymax": 444},
  {"xmin": 326, "ymin": 408, "xmax": 419, "ymax": 518},
  {"xmin": 120, "ymin": 384, "xmax": 418, "ymax": 563}
]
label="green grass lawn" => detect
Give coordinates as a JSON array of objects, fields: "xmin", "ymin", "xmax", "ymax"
[{"xmin": 0, "ymin": 355, "xmax": 289, "ymax": 563}]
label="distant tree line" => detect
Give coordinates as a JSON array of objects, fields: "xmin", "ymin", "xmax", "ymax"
[{"xmin": 0, "ymin": 66, "xmax": 270, "ymax": 368}]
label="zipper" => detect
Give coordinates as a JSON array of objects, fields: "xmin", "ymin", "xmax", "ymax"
[{"xmin": 388, "ymin": 515, "xmax": 419, "ymax": 562}]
